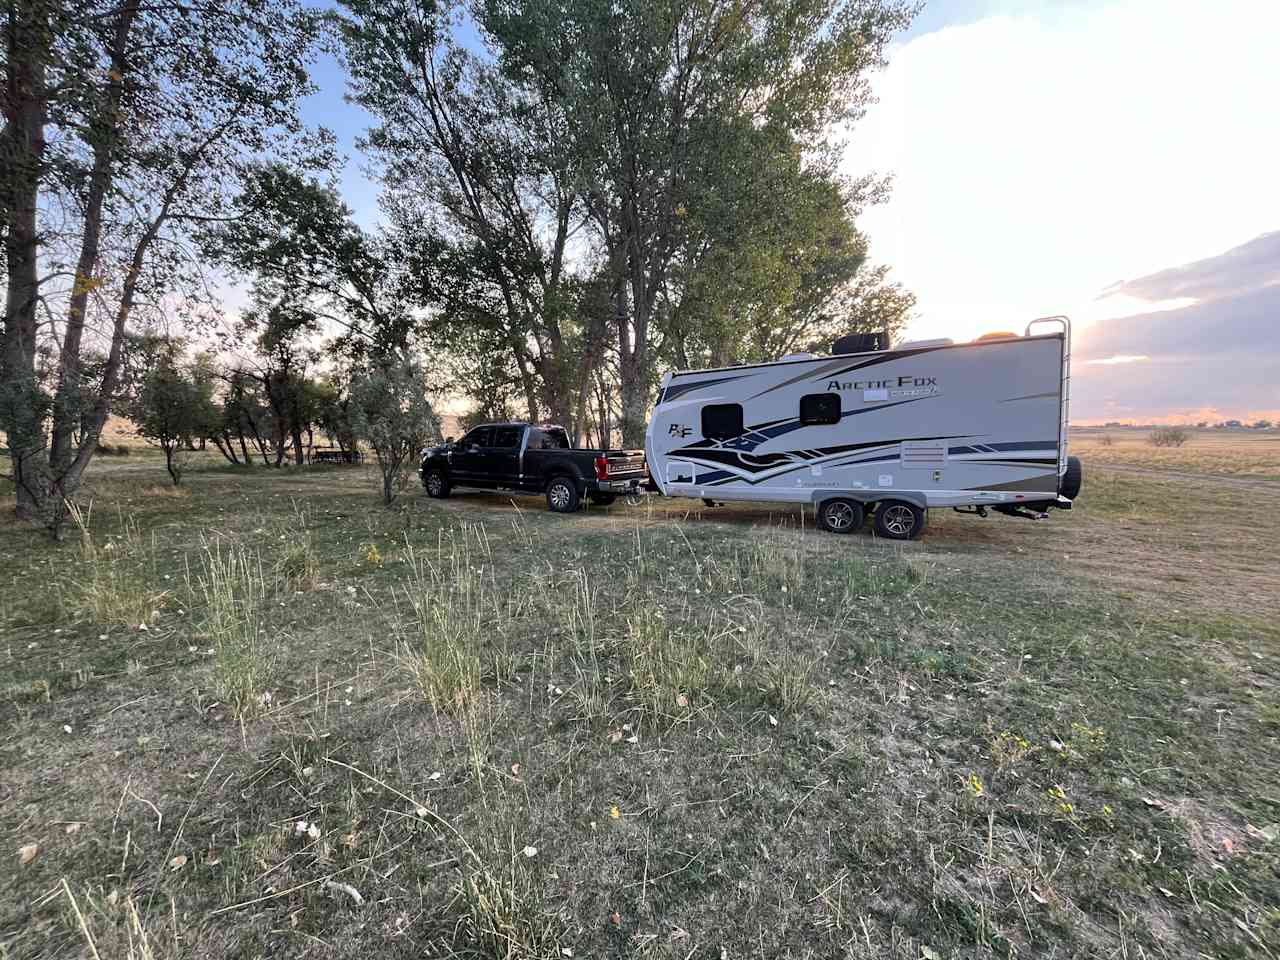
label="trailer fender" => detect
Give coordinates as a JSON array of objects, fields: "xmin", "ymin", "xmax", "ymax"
[{"xmin": 1059, "ymin": 456, "xmax": 1083, "ymax": 500}]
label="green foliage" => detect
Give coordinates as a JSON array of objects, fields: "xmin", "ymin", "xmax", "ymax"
[
  {"xmin": 132, "ymin": 348, "xmax": 220, "ymax": 485},
  {"xmin": 339, "ymin": 0, "xmax": 915, "ymax": 443},
  {"xmin": 347, "ymin": 352, "xmax": 441, "ymax": 504}
]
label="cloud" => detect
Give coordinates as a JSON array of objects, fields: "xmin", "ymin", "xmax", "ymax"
[
  {"xmin": 1085, "ymin": 355, "xmax": 1148, "ymax": 365},
  {"xmin": 1071, "ymin": 246, "xmax": 1280, "ymax": 421},
  {"xmin": 1099, "ymin": 231, "xmax": 1280, "ymax": 304},
  {"xmin": 846, "ymin": 0, "xmax": 1280, "ymax": 344}
]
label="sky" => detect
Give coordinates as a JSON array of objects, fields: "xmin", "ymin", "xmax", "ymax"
[
  {"xmin": 846, "ymin": 0, "xmax": 1280, "ymax": 346},
  {"xmin": 298, "ymin": 0, "xmax": 1280, "ymax": 422}
]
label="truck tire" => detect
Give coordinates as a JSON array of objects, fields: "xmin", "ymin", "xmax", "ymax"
[
  {"xmin": 588, "ymin": 492, "xmax": 617, "ymax": 506},
  {"xmin": 873, "ymin": 499, "xmax": 925, "ymax": 540},
  {"xmin": 424, "ymin": 468, "xmax": 450, "ymax": 499},
  {"xmin": 546, "ymin": 476, "xmax": 581, "ymax": 513},
  {"xmin": 1060, "ymin": 455, "xmax": 1083, "ymax": 500},
  {"xmin": 817, "ymin": 498, "xmax": 863, "ymax": 534}
]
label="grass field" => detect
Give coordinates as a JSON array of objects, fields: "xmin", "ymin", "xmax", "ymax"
[
  {"xmin": 1, "ymin": 450, "xmax": 1277, "ymax": 959},
  {"xmin": 1071, "ymin": 428, "xmax": 1280, "ymax": 480}
]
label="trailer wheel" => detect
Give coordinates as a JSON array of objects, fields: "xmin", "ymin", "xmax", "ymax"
[
  {"xmin": 423, "ymin": 468, "xmax": 450, "ymax": 499},
  {"xmin": 817, "ymin": 498, "xmax": 864, "ymax": 534},
  {"xmin": 546, "ymin": 476, "xmax": 581, "ymax": 513},
  {"xmin": 873, "ymin": 500, "xmax": 925, "ymax": 540},
  {"xmin": 1060, "ymin": 455, "xmax": 1083, "ymax": 500}
]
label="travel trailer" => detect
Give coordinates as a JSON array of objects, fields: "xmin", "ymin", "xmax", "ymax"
[{"xmin": 644, "ymin": 317, "xmax": 1082, "ymax": 539}]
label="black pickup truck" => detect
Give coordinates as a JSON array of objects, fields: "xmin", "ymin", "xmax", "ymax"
[{"xmin": 420, "ymin": 422, "xmax": 647, "ymax": 513}]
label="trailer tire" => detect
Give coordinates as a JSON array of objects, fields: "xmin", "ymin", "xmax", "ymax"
[
  {"xmin": 1060, "ymin": 456, "xmax": 1083, "ymax": 500},
  {"xmin": 546, "ymin": 476, "xmax": 581, "ymax": 513},
  {"xmin": 423, "ymin": 468, "xmax": 450, "ymax": 499},
  {"xmin": 817, "ymin": 498, "xmax": 864, "ymax": 534},
  {"xmin": 873, "ymin": 500, "xmax": 926, "ymax": 541}
]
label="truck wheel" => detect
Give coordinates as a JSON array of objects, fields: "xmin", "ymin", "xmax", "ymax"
[
  {"xmin": 424, "ymin": 468, "xmax": 450, "ymax": 499},
  {"xmin": 817, "ymin": 498, "xmax": 864, "ymax": 534},
  {"xmin": 546, "ymin": 476, "xmax": 581, "ymax": 513},
  {"xmin": 588, "ymin": 493, "xmax": 617, "ymax": 506},
  {"xmin": 1060, "ymin": 455, "xmax": 1083, "ymax": 500},
  {"xmin": 873, "ymin": 500, "xmax": 925, "ymax": 540}
]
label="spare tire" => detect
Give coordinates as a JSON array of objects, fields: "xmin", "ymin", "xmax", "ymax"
[{"xmin": 1060, "ymin": 455, "xmax": 1083, "ymax": 500}]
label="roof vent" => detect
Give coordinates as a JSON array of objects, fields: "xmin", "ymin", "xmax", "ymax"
[{"xmin": 832, "ymin": 331, "xmax": 889, "ymax": 355}]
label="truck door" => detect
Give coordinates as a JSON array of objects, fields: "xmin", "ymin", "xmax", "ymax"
[
  {"xmin": 480, "ymin": 426, "xmax": 524, "ymax": 488},
  {"xmin": 452, "ymin": 426, "xmax": 492, "ymax": 485}
]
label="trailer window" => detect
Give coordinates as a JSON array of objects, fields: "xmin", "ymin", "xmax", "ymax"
[
  {"xmin": 701, "ymin": 403, "xmax": 744, "ymax": 441},
  {"xmin": 800, "ymin": 393, "xmax": 841, "ymax": 426}
]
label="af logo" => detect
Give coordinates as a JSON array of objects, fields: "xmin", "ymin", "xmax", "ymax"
[{"xmin": 668, "ymin": 423, "xmax": 692, "ymax": 438}]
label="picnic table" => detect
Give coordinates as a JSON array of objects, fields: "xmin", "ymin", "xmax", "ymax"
[{"xmin": 309, "ymin": 447, "xmax": 363, "ymax": 465}]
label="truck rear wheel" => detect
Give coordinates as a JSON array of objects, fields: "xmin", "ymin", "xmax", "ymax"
[
  {"xmin": 817, "ymin": 498, "xmax": 864, "ymax": 534},
  {"xmin": 873, "ymin": 500, "xmax": 926, "ymax": 540},
  {"xmin": 546, "ymin": 476, "xmax": 581, "ymax": 513},
  {"xmin": 424, "ymin": 468, "xmax": 450, "ymax": 499}
]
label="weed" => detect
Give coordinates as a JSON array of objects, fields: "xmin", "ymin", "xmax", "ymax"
[{"xmin": 989, "ymin": 729, "xmax": 1035, "ymax": 771}]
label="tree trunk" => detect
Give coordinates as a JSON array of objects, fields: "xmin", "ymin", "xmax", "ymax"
[
  {"xmin": 47, "ymin": 2, "xmax": 138, "ymax": 480},
  {"xmin": 212, "ymin": 434, "xmax": 239, "ymax": 465},
  {"xmin": 615, "ymin": 269, "xmax": 648, "ymax": 449},
  {"xmin": 163, "ymin": 442, "xmax": 181, "ymax": 485},
  {"xmin": 1, "ymin": 0, "xmax": 50, "ymax": 521}
]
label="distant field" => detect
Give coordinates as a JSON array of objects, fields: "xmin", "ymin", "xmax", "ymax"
[
  {"xmin": 1072, "ymin": 427, "xmax": 1280, "ymax": 480},
  {"xmin": 1, "ymin": 455, "xmax": 1277, "ymax": 959}
]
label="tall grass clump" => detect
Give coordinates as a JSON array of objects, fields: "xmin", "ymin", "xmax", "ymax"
[
  {"xmin": 400, "ymin": 532, "xmax": 519, "ymax": 714},
  {"xmin": 195, "ymin": 542, "xmax": 273, "ymax": 719},
  {"xmin": 62, "ymin": 507, "xmax": 169, "ymax": 627},
  {"xmin": 451, "ymin": 831, "xmax": 564, "ymax": 957},
  {"xmin": 276, "ymin": 502, "xmax": 319, "ymax": 589},
  {"xmin": 625, "ymin": 600, "xmax": 719, "ymax": 720}
]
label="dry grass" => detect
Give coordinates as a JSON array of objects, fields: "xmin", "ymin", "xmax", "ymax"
[
  {"xmin": 1072, "ymin": 427, "xmax": 1280, "ymax": 478},
  {"xmin": 1, "ymin": 456, "xmax": 1277, "ymax": 960}
]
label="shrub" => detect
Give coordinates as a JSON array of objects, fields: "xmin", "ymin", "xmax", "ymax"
[{"xmin": 1149, "ymin": 426, "xmax": 1189, "ymax": 447}]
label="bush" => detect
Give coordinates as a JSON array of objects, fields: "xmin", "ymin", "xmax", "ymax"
[
  {"xmin": 1149, "ymin": 426, "xmax": 1189, "ymax": 447},
  {"xmin": 95, "ymin": 442, "xmax": 132, "ymax": 457}
]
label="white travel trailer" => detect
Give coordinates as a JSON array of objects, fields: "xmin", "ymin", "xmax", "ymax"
[{"xmin": 644, "ymin": 317, "xmax": 1082, "ymax": 539}]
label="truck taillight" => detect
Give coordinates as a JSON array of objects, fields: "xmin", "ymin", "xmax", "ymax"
[{"xmin": 594, "ymin": 456, "xmax": 610, "ymax": 481}]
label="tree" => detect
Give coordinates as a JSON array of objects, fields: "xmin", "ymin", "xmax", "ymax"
[
  {"xmin": 2, "ymin": 0, "xmax": 327, "ymax": 536},
  {"xmin": 339, "ymin": 0, "xmax": 609, "ymax": 437},
  {"xmin": 347, "ymin": 352, "xmax": 441, "ymax": 504},
  {"xmin": 133, "ymin": 352, "xmax": 219, "ymax": 485},
  {"xmin": 481, "ymin": 0, "xmax": 915, "ymax": 444}
]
